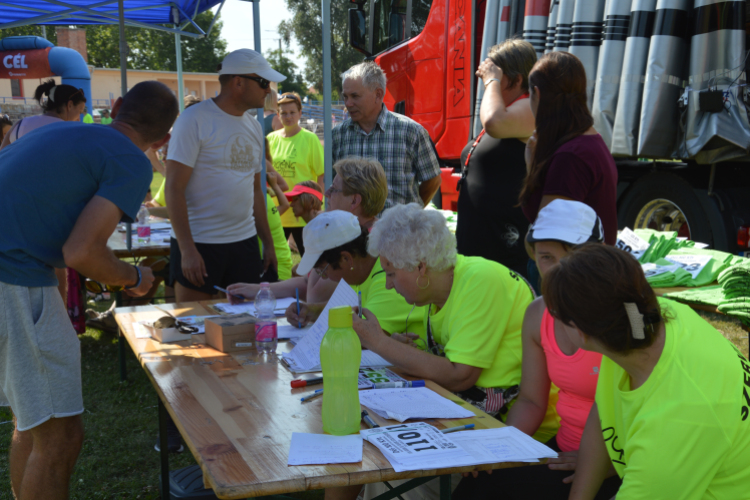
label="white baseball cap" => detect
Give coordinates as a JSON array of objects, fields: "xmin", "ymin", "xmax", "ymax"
[
  {"xmin": 527, "ymin": 199, "xmax": 604, "ymax": 245},
  {"xmin": 217, "ymin": 49, "xmax": 286, "ymax": 83},
  {"xmin": 297, "ymin": 211, "xmax": 363, "ymax": 276}
]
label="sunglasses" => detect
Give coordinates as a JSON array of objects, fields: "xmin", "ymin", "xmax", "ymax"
[
  {"xmin": 278, "ymin": 93, "xmax": 300, "ymax": 103},
  {"xmin": 235, "ymin": 75, "xmax": 271, "ymax": 89}
]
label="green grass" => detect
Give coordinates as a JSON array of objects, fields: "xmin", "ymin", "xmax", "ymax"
[{"xmin": 0, "ymin": 295, "xmax": 746, "ymax": 499}]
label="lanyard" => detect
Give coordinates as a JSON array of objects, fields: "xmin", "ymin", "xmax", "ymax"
[{"xmin": 426, "ymin": 305, "xmax": 445, "ymax": 357}]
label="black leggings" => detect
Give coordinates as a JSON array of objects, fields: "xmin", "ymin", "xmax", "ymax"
[
  {"xmin": 452, "ymin": 436, "xmax": 621, "ymax": 500},
  {"xmin": 284, "ymin": 227, "xmax": 305, "ymax": 256}
]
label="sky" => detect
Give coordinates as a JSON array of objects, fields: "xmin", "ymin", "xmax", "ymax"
[{"xmin": 212, "ymin": 1, "xmax": 307, "ymax": 76}]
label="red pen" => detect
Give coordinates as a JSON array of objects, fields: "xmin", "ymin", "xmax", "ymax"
[{"xmin": 291, "ymin": 377, "xmax": 323, "ymax": 389}]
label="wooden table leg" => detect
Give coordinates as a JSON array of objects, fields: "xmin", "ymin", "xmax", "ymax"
[{"xmin": 158, "ymin": 398, "xmax": 171, "ymax": 499}]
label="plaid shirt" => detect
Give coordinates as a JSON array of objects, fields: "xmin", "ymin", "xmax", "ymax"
[{"xmin": 332, "ymin": 105, "xmax": 441, "ymax": 211}]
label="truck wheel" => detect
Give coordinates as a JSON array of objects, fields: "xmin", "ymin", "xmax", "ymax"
[{"xmin": 617, "ymin": 171, "xmax": 714, "ymax": 246}]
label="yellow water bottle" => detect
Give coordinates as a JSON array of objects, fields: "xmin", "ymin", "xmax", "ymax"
[{"xmin": 320, "ymin": 306, "xmax": 362, "ymax": 435}]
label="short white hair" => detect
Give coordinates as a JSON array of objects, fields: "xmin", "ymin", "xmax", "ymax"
[
  {"xmin": 368, "ymin": 203, "xmax": 457, "ymax": 272},
  {"xmin": 342, "ymin": 61, "xmax": 387, "ymax": 93}
]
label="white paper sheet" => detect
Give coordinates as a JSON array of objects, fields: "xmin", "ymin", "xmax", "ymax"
[
  {"xmin": 281, "ymin": 280, "xmax": 359, "ymax": 372},
  {"xmin": 287, "ymin": 433, "xmax": 363, "ymax": 466},
  {"xmin": 665, "ymin": 254, "xmax": 713, "ymax": 279},
  {"xmin": 277, "ymin": 317, "xmax": 311, "ymax": 339},
  {"xmin": 359, "ymin": 387, "xmax": 474, "ymax": 422},
  {"xmin": 213, "ymin": 297, "xmax": 297, "ymax": 316},
  {"xmin": 450, "ymin": 427, "xmax": 557, "ymax": 463}
]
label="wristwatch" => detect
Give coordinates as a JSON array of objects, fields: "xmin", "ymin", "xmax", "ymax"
[
  {"xmin": 484, "ymin": 78, "xmax": 501, "ymax": 89},
  {"xmin": 124, "ymin": 265, "xmax": 142, "ymax": 290}
]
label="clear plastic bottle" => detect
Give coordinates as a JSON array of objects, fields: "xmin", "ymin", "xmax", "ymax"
[
  {"xmin": 254, "ymin": 282, "xmax": 278, "ymax": 353},
  {"xmin": 136, "ymin": 205, "xmax": 151, "ymax": 245},
  {"xmin": 320, "ymin": 306, "xmax": 362, "ymax": 435}
]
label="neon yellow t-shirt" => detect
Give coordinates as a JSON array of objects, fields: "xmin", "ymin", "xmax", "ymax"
[
  {"xmin": 82, "ymin": 113, "xmax": 94, "ymax": 123},
  {"xmin": 153, "ymin": 177, "xmax": 167, "ymax": 207},
  {"xmin": 426, "ymin": 255, "xmax": 559, "ymax": 442},
  {"xmin": 100, "ymin": 117, "xmax": 112, "ymax": 125},
  {"xmin": 260, "ymin": 194, "xmax": 293, "ymax": 281},
  {"xmin": 267, "ymin": 128, "xmax": 324, "ymax": 228},
  {"xmin": 354, "ymin": 258, "xmax": 426, "ymax": 342},
  {"xmin": 596, "ymin": 298, "xmax": 750, "ymax": 499}
]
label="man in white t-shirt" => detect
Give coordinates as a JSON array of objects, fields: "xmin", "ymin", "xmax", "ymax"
[{"xmin": 166, "ymin": 49, "xmax": 286, "ymax": 302}]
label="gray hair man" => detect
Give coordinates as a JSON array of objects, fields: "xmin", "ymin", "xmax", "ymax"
[{"xmin": 332, "ymin": 61, "xmax": 442, "ymax": 212}]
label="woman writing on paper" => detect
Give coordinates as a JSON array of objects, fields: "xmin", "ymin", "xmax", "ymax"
[
  {"xmin": 327, "ymin": 203, "xmax": 558, "ymax": 500},
  {"xmin": 284, "ymin": 210, "xmax": 425, "ymax": 345},
  {"xmin": 544, "ymin": 244, "xmax": 750, "ymax": 500},
  {"xmin": 453, "ymin": 200, "xmax": 621, "ymax": 500}
]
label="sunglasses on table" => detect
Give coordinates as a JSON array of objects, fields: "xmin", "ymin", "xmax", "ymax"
[{"xmin": 234, "ymin": 75, "xmax": 271, "ymax": 89}]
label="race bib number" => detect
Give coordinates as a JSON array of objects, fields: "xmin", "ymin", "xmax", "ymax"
[
  {"xmin": 616, "ymin": 228, "xmax": 650, "ymax": 260},
  {"xmin": 665, "ymin": 254, "xmax": 713, "ymax": 279}
]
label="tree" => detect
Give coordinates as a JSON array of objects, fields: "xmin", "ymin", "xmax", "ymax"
[
  {"xmin": 265, "ymin": 48, "xmax": 307, "ymax": 97},
  {"xmin": 279, "ymin": 0, "xmax": 364, "ymax": 96},
  {"xmin": 85, "ymin": 11, "xmax": 227, "ymax": 72},
  {"xmin": 0, "ymin": 25, "xmax": 57, "ymax": 45}
]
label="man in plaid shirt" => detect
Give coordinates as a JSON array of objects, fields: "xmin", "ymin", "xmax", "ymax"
[{"xmin": 333, "ymin": 62, "xmax": 442, "ymax": 212}]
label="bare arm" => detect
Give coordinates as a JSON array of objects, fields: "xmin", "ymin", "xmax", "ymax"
[
  {"xmin": 227, "ymin": 276, "xmax": 307, "ymax": 304},
  {"xmin": 0, "ymin": 122, "xmax": 16, "ymax": 151},
  {"xmin": 352, "ymin": 309, "xmax": 482, "ymax": 392},
  {"xmin": 146, "ymin": 205, "xmax": 170, "ymax": 218},
  {"xmin": 568, "ymin": 404, "xmax": 614, "ymax": 500},
  {"xmin": 307, "ymin": 272, "xmax": 337, "ymax": 302},
  {"xmin": 253, "ymin": 172, "xmax": 277, "ymax": 274},
  {"xmin": 62, "ymin": 195, "xmax": 154, "ymax": 295},
  {"xmin": 267, "ymin": 172, "xmax": 290, "ymax": 215},
  {"xmin": 165, "ymin": 160, "xmax": 207, "ymax": 287},
  {"xmin": 418, "ymin": 175, "xmax": 442, "ymax": 207},
  {"xmin": 146, "ymin": 147, "xmax": 166, "ymax": 175},
  {"xmin": 477, "ymin": 59, "xmax": 534, "ymax": 140},
  {"xmin": 505, "ymin": 298, "xmax": 551, "ymax": 435}
]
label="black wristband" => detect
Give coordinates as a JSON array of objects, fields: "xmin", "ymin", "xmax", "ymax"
[{"xmin": 124, "ymin": 265, "xmax": 142, "ymax": 290}]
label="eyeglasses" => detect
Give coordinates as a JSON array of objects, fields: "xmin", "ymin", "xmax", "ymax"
[
  {"xmin": 314, "ymin": 263, "xmax": 330, "ymax": 279},
  {"xmin": 234, "ymin": 75, "xmax": 271, "ymax": 89},
  {"xmin": 278, "ymin": 93, "xmax": 300, "ymax": 103}
]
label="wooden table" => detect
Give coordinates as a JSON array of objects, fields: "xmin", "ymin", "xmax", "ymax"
[{"xmin": 114, "ymin": 301, "xmax": 535, "ymax": 499}]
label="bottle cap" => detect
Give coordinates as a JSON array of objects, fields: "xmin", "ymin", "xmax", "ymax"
[
  {"xmin": 260, "ymin": 282, "xmax": 270, "ymax": 287},
  {"xmin": 412, "ymin": 380, "xmax": 426, "ymax": 388},
  {"xmin": 329, "ymin": 306, "xmax": 353, "ymax": 327}
]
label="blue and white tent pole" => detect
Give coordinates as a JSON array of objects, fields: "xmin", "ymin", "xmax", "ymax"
[
  {"xmin": 553, "ymin": 0, "xmax": 575, "ymax": 52},
  {"xmin": 611, "ymin": 0, "xmax": 657, "ymax": 156},
  {"xmin": 637, "ymin": 0, "xmax": 691, "ymax": 158},
  {"xmin": 118, "ymin": 0, "xmax": 132, "ymax": 251},
  {"xmin": 322, "ymin": 0, "xmax": 333, "ymax": 189},
  {"xmin": 679, "ymin": 0, "xmax": 749, "ymax": 162},
  {"xmin": 472, "ymin": 0, "xmax": 500, "ymax": 137},
  {"xmin": 568, "ymin": 0, "xmax": 606, "ymax": 109},
  {"xmin": 496, "ymin": 0, "xmax": 512, "ymax": 45},
  {"xmin": 251, "ymin": 0, "xmax": 267, "ymax": 199},
  {"xmin": 591, "ymin": 0, "xmax": 631, "ymax": 147},
  {"xmin": 545, "ymin": 0, "xmax": 560, "ymax": 54}
]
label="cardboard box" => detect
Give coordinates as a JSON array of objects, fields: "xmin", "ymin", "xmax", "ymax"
[{"xmin": 204, "ymin": 313, "xmax": 256, "ymax": 353}]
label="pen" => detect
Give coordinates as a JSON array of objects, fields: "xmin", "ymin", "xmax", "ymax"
[
  {"xmin": 358, "ymin": 291, "xmax": 362, "ymax": 318},
  {"xmin": 441, "ymin": 424, "xmax": 475, "ymax": 434},
  {"xmin": 213, "ymin": 285, "xmax": 246, "ymax": 301},
  {"xmin": 300, "ymin": 389, "xmax": 323, "ymax": 402},
  {"xmin": 291, "ymin": 377, "xmax": 323, "ymax": 388},
  {"xmin": 296, "ymin": 287, "xmax": 301, "ymax": 328},
  {"xmin": 370, "ymin": 380, "xmax": 425, "ymax": 389},
  {"xmin": 361, "ymin": 410, "xmax": 379, "ymax": 429}
]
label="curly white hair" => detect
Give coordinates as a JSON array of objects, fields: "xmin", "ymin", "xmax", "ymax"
[{"xmin": 368, "ymin": 203, "xmax": 457, "ymax": 272}]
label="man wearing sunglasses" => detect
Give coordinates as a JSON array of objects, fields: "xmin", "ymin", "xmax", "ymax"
[{"xmin": 166, "ymin": 49, "xmax": 287, "ymax": 307}]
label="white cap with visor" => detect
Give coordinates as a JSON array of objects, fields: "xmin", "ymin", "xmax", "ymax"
[{"xmin": 297, "ymin": 211, "xmax": 363, "ymax": 276}]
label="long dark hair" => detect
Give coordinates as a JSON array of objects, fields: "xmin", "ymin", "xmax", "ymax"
[
  {"xmin": 34, "ymin": 79, "xmax": 86, "ymax": 114},
  {"xmin": 518, "ymin": 52, "xmax": 593, "ymax": 205}
]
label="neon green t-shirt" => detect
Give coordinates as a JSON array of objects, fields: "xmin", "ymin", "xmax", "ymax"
[
  {"xmin": 425, "ymin": 255, "xmax": 559, "ymax": 442},
  {"xmin": 261, "ymin": 194, "xmax": 292, "ymax": 281},
  {"xmin": 267, "ymin": 128, "xmax": 324, "ymax": 228},
  {"xmin": 153, "ymin": 177, "xmax": 167, "ymax": 207},
  {"xmin": 354, "ymin": 258, "xmax": 426, "ymax": 342},
  {"xmin": 100, "ymin": 116, "xmax": 112, "ymax": 125},
  {"xmin": 82, "ymin": 113, "xmax": 94, "ymax": 124},
  {"xmin": 596, "ymin": 298, "xmax": 750, "ymax": 499}
]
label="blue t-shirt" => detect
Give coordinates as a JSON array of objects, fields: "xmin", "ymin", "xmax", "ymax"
[{"xmin": 0, "ymin": 122, "xmax": 152, "ymax": 287}]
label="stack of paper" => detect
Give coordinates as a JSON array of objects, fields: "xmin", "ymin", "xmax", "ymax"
[
  {"xmin": 359, "ymin": 387, "xmax": 475, "ymax": 422},
  {"xmin": 361, "ymin": 423, "xmax": 557, "ymax": 472},
  {"xmin": 281, "ymin": 280, "xmax": 392, "ymax": 373},
  {"xmin": 287, "ymin": 433, "xmax": 363, "ymax": 466}
]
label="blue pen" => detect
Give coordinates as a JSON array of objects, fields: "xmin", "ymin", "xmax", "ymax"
[
  {"xmin": 213, "ymin": 285, "xmax": 246, "ymax": 301},
  {"xmin": 295, "ymin": 288, "xmax": 301, "ymax": 328},
  {"xmin": 441, "ymin": 424, "xmax": 475, "ymax": 434},
  {"xmin": 300, "ymin": 388, "xmax": 323, "ymax": 403},
  {"xmin": 371, "ymin": 380, "xmax": 425, "ymax": 389}
]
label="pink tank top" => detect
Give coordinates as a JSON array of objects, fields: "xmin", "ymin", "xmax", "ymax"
[{"xmin": 540, "ymin": 308, "xmax": 602, "ymax": 452}]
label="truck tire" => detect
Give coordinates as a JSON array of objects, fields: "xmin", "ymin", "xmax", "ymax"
[{"xmin": 617, "ymin": 171, "xmax": 714, "ymax": 246}]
